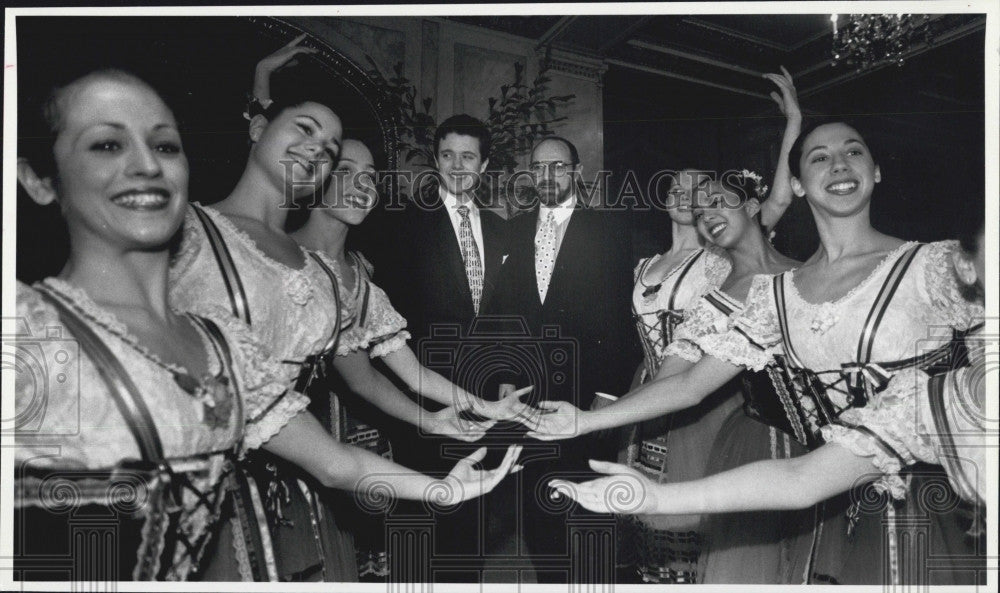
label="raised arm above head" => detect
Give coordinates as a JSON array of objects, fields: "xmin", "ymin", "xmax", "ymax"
[
  {"xmin": 760, "ymin": 66, "xmax": 802, "ymax": 231},
  {"xmin": 252, "ymin": 33, "xmax": 317, "ymax": 105}
]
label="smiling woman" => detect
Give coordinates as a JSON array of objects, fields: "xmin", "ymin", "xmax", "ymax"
[
  {"xmin": 22, "ymin": 71, "xmax": 190, "ymax": 251},
  {"xmin": 14, "ymin": 16, "xmax": 393, "ymax": 283},
  {"xmin": 13, "ymin": 66, "xmax": 307, "ymax": 582}
]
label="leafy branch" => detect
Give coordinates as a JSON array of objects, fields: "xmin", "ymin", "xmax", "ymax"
[
  {"xmin": 485, "ymin": 61, "xmax": 575, "ymax": 174},
  {"xmin": 365, "ymin": 57, "xmax": 436, "ymax": 169},
  {"xmin": 366, "ymin": 56, "xmax": 575, "ymax": 204}
]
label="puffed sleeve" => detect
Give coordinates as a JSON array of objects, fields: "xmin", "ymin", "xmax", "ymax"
[
  {"xmin": 335, "ymin": 254, "xmax": 411, "ymax": 358},
  {"xmin": 702, "ymin": 243, "xmax": 733, "ymax": 289},
  {"xmin": 633, "ymin": 255, "xmax": 656, "ymax": 283},
  {"xmin": 13, "ymin": 282, "xmax": 90, "ymax": 466},
  {"xmin": 663, "ymin": 298, "xmax": 718, "ymax": 363},
  {"xmin": 917, "ymin": 241, "xmax": 984, "ymax": 330},
  {"xmin": 366, "ymin": 281, "xmax": 411, "ymax": 358},
  {"xmin": 202, "ymin": 309, "xmax": 310, "ymax": 454},
  {"xmin": 819, "ymin": 366, "xmax": 939, "ymax": 500},
  {"xmin": 168, "ymin": 205, "xmax": 205, "ymax": 288}
]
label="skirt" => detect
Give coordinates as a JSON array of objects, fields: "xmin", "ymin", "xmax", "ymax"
[
  {"xmin": 809, "ymin": 462, "xmax": 985, "ymax": 585},
  {"xmin": 616, "ymin": 382, "xmax": 743, "ymax": 583},
  {"xmin": 697, "ymin": 408, "xmax": 816, "ymax": 583},
  {"xmin": 199, "ymin": 455, "xmax": 358, "ymax": 582}
]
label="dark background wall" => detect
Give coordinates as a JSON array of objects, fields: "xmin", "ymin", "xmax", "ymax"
[
  {"xmin": 15, "ymin": 16, "xmax": 385, "ymax": 283},
  {"xmin": 13, "ymin": 16, "xmax": 987, "ymax": 281},
  {"xmin": 606, "ymin": 32, "xmax": 985, "ymax": 262}
]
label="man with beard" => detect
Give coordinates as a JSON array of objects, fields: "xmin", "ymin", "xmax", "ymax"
[{"xmin": 484, "ymin": 136, "xmax": 638, "ymax": 582}]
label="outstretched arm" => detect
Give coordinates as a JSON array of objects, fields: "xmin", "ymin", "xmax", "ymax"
[
  {"xmin": 381, "ymin": 345, "xmax": 533, "ymax": 421},
  {"xmin": 263, "ymin": 410, "xmax": 521, "ymax": 504},
  {"xmin": 760, "ymin": 66, "xmax": 802, "ymax": 231},
  {"xmin": 551, "ymin": 442, "xmax": 879, "ymax": 515},
  {"xmin": 332, "ymin": 350, "xmax": 495, "ymax": 441},
  {"xmin": 527, "ymin": 353, "xmax": 743, "ymax": 440}
]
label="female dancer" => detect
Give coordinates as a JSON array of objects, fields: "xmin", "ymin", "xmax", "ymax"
[
  {"xmin": 545, "ymin": 120, "xmax": 984, "ymax": 585},
  {"xmin": 554, "ymin": 171, "xmax": 804, "ymax": 582},
  {"xmin": 171, "ymin": 42, "xmax": 531, "ymax": 579},
  {"xmin": 609, "ymin": 67, "xmax": 801, "ymax": 583},
  {"xmin": 13, "ymin": 68, "xmax": 521, "ymax": 581},
  {"xmin": 245, "ymin": 43, "xmax": 532, "ymax": 579},
  {"xmin": 252, "ymin": 37, "xmax": 530, "ymax": 433}
]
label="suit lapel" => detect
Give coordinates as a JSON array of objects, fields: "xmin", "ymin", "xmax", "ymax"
[
  {"xmin": 544, "ymin": 207, "xmax": 585, "ymax": 308},
  {"xmin": 431, "ymin": 206, "xmax": 474, "ymax": 312},
  {"xmin": 479, "ymin": 212, "xmax": 504, "ymax": 311}
]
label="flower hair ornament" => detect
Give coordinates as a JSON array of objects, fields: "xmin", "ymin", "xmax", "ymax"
[{"xmin": 740, "ymin": 169, "xmax": 769, "ymax": 200}]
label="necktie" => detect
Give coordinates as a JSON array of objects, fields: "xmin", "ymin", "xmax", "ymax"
[
  {"xmin": 457, "ymin": 205, "xmax": 483, "ymax": 313},
  {"xmin": 535, "ymin": 211, "xmax": 557, "ymax": 303}
]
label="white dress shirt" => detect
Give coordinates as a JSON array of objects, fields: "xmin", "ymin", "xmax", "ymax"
[
  {"xmin": 536, "ymin": 192, "xmax": 578, "ymax": 261},
  {"xmin": 441, "ymin": 187, "xmax": 485, "ymax": 266}
]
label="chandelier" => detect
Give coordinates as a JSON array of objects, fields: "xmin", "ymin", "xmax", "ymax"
[{"xmin": 830, "ymin": 14, "xmax": 934, "ymax": 70}]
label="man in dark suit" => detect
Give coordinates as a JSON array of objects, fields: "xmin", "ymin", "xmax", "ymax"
[
  {"xmin": 371, "ymin": 114, "xmax": 508, "ymax": 581},
  {"xmin": 485, "ymin": 136, "xmax": 638, "ymax": 582},
  {"xmin": 377, "ymin": 114, "xmax": 507, "ymax": 343}
]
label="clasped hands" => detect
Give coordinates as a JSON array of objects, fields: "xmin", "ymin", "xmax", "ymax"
[
  {"xmin": 421, "ymin": 385, "xmax": 617, "ymax": 442},
  {"xmin": 419, "ymin": 384, "xmax": 536, "ymax": 441}
]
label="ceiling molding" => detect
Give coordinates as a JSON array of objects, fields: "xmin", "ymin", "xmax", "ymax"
[
  {"xmin": 539, "ymin": 47, "xmax": 608, "ymax": 83},
  {"xmin": 681, "ymin": 17, "xmax": 798, "ymax": 52},
  {"xmin": 628, "ymin": 39, "xmax": 764, "ymax": 78},
  {"xmin": 597, "ymin": 15, "xmax": 654, "ymax": 56},
  {"xmin": 536, "ymin": 15, "xmax": 577, "ymax": 49},
  {"xmin": 606, "ymin": 58, "xmax": 771, "ymax": 100}
]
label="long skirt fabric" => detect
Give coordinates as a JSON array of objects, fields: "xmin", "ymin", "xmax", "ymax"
[
  {"xmin": 697, "ymin": 408, "xmax": 816, "ymax": 584},
  {"xmin": 809, "ymin": 463, "xmax": 984, "ymax": 585},
  {"xmin": 615, "ymin": 384, "xmax": 743, "ymax": 583}
]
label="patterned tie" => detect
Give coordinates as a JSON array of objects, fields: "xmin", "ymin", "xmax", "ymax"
[
  {"xmin": 457, "ymin": 205, "xmax": 484, "ymax": 313},
  {"xmin": 535, "ymin": 211, "xmax": 558, "ymax": 303}
]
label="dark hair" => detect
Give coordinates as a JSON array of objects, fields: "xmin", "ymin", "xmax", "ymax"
[
  {"xmin": 260, "ymin": 95, "xmax": 339, "ymax": 124},
  {"xmin": 433, "ymin": 114, "xmax": 491, "ymax": 162},
  {"xmin": 788, "ymin": 118, "xmax": 874, "ymax": 180},
  {"xmin": 19, "ymin": 68, "xmax": 160, "ymax": 180},
  {"xmin": 693, "ymin": 171, "xmax": 766, "ymax": 236},
  {"xmin": 284, "ymin": 137, "xmax": 380, "ymax": 233},
  {"xmin": 256, "ymin": 62, "xmax": 343, "ymax": 127},
  {"xmin": 532, "ymin": 136, "xmax": 580, "ymax": 166},
  {"xmin": 696, "ymin": 171, "xmax": 759, "ymax": 207}
]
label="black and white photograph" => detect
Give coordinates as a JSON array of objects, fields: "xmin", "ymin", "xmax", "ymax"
[{"xmin": 2, "ymin": 3, "xmax": 996, "ymax": 590}]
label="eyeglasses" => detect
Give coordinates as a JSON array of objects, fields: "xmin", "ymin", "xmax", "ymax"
[{"xmin": 529, "ymin": 161, "xmax": 576, "ymax": 178}]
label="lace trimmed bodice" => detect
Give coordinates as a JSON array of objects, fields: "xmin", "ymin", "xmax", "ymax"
[
  {"xmin": 733, "ymin": 241, "xmax": 984, "ymax": 498},
  {"xmin": 170, "ymin": 204, "xmax": 354, "ymax": 384},
  {"xmin": 14, "ymin": 280, "xmax": 309, "ymax": 579},
  {"xmin": 15, "ymin": 280, "xmax": 308, "ymax": 468},
  {"xmin": 632, "ymin": 244, "xmax": 731, "ymax": 379}
]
